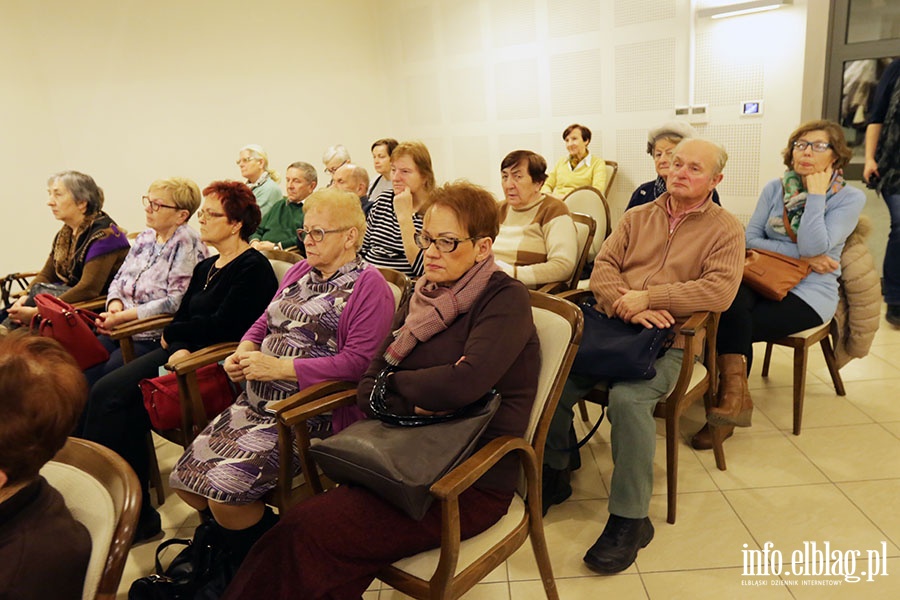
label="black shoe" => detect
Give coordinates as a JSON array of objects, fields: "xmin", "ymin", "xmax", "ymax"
[
  {"xmin": 133, "ymin": 505, "xmax": 163, "ymax": 545},
  {"xmin": 583, "ymin": 514, "xmax": 654, "ymax": 574},
  {"xmin": 887, "ymin": 305, "xmax": 900, "ymax": 327},
  {"xmin": 541, "ymin": 465, "xmax": 572, "ymax": 516}
]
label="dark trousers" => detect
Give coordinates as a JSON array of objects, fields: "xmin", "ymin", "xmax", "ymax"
[
  {"xmin": 222, "ymin": 485, "xmax": 512, "ymax": 600},
  {"xmin": 717, "ymin": 283, "xmax": 823, "ymax": 372},
  {"xmin": 80, "ymin": 346, "xmax": 171, "ymax": 507}
]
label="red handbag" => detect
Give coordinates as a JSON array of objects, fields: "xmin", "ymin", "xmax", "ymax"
[
  {"xmin": 140, "ymin": 364, "xmax": 242, "ymax": 431},
  {"xmin": 30, "ymin": 293, "xmax": 109, "ymax": 370}
]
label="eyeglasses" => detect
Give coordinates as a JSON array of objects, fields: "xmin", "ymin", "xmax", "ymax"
[
  {"xmin": 326, "ymin": 160, "xmax": 349, "ymax": 175},
  {"xmin": 197, "ymin": 208, "xmax": 227, "ymax": 220},
  {"xmin": 141, "ymin": 196, "xmax": 179, "ymax": 212},
  {"xmin": 792, "ymin": 140, "xmax": 832, "ymax": 153},
  {"xmin": 414, "ymin": 232, "xmax": 476, "ymax": 253},
  {"xmin": 236, "ymin": 157, "xmax": 259, "ymax": 165},
  {"xmin": 298, "ymin": 227, "xmax": 349, "ymax": 243}
]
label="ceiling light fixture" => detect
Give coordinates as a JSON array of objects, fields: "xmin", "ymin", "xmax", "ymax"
[{"xmin": 698, "ymin": 0, "xmax": 792, "ymax": 20}]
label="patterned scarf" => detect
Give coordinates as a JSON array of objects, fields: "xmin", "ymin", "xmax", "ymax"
[
  {"xmin": 771, "ymin": 170, "xmax": 846, "ymax": 238},
  {"xmin": 51, "ymin": 212, "xmax": 126, "ymax": 284},
  {"xmin": 384, "ymin": 253, "xmax": 499, "ymax": 365},
  {"xmin": 653, "ymin": 175, "xmax": 668, "ymax": 199}
]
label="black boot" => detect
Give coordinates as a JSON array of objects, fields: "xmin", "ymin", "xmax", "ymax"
[
  {"xmin": 541, "ymin": 464, "xmax": 572, "ymax": 516},
  {"xmin": 583, "ymin": 514, "xmax": 654, "ymax": 574}
]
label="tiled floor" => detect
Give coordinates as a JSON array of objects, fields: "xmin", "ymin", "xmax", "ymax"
[{"xmin": 118, "ymin": 311, "xmax": 900, "ymax": 599}]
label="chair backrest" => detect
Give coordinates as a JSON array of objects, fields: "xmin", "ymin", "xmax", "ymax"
[
  {"xmin": 376, "ymin": 266, "xmax": 412, "ymax": 312},
  {"xmin": 563, "ymin": 186, "xmax": 610, "ymax": 262},
  {"xmin": 40, "ymin": 438, "xmax": 141, "ymax": 600},
  {"xmin": 523, "ymin": 292, "xmax": 583, "ymax": 489},
  {"xmin": 261, "ymin": 249, "xmax": 304, "ymax": 283},
  {"xmin": 567, "ymin": 213, "xmax": 597, "ymax": 291},
  {"xmin": 603, "ymin": 160, "xmax": 618, "ymax": 199}
]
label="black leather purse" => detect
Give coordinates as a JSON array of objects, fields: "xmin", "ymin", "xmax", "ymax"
[
  {"xmin": 309, "ymin": 367, "xmax": 501, "ymax": 520},
  {"xmin": 571, "ymin": 298, "xmax": 674, "ymax": 381}
]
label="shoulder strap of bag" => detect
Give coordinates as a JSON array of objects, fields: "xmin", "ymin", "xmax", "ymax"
[{"xmin": 782, "ymin": 202, "xmax": 798, "ymax": 243}]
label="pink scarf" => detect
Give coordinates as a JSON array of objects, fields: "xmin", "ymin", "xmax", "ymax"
[{"xmin": 384, "ymin": 254, "xmax": 499, "ymax": 365}]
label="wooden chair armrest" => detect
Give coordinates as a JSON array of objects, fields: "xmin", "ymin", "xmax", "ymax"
[
  {"xmin": 108, "ymin": 315, "xmax": 174, "ymax": 340},
  {"xmin": 680, "ymin": 311, "xmax": 710, "ymax": 336},
  {"xmin": 71, "ymin": 296, "xmax": 107, "ymax": 311},
  {"xmin": 278, "ymin": 390, "xmax": 358, "ymax": 426},
  {"xmin": 557, "ymin": 289, "xmax": 592, "ymax": 303},
  {"xmin": 430, "ymin": 436, "xmax": 534, "ymax": 500},
  {"xmin": 166, "ymin": 342, "xmax": 239, "ymax": 374},
  {"xmin": 267, "ymin": 380, "xmax": 356, "ymax": 415},
  {"xmin": 536, "ymin": 282, "xmax": 565, "ymax": 295}
]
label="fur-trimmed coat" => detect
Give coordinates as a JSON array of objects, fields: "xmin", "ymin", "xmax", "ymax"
[{"xmin": 832, "ymin": 215, "xmax": 881, "ymax": 367}]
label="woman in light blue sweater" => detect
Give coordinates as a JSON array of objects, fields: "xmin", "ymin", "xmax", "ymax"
[{"xmin": 693, "ymin": 120, "xmax": 865, "ymax": 450}]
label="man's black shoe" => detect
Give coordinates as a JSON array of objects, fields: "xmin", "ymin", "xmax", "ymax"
[
  {"xmin": 583, "ymin": 514, "xmax": 654, "ymax": 574},
  {"xmin": 887, "ymin": 305, "xmax": 900, "ymax": 327},
  {"xmin": 541, "ymin": 465, "xmax": 572, "ymax": 516}
]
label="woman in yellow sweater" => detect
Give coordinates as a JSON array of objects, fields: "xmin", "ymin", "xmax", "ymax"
[{"xmin": 542, "ymin": 123, "xmax": 608, "ymax": 198}]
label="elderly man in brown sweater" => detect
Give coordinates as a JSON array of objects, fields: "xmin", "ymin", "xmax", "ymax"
[{"xmin": 543, "ymin": 138, "xmax": 744, "ymax": 574}]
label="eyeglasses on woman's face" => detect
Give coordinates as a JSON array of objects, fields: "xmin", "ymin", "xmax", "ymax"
[
  {"xmin": 298, "ymin": 226, "xmax": 349, "ymax": 243},
  {"xmin": 414, "ymin": 232, "xmax": 476, "ymax": 253},
  {"xmin": 792, "ymin": 140, "xmax": 832, "ymax": 153},
  {"xmin": 197, "ymin": 208, "xmax": 227, "ymax": 220},
  {"xmin": 142, "ymin": 195, "xmax": 179, "ymax": 212}
]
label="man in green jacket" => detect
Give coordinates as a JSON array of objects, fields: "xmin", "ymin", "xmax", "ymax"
[{"xmin": 250, "ymin": 161, "xmax": 317, "ymax": 252}]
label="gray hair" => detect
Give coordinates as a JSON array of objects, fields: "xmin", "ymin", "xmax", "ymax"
[
  {"xmin": 673, "ymin": 138, "xmax": 729, "ymax": 176},
  {"xmin": 286, "ymin": 161, "xmax": 318, "ymax": 185},
  {"xmin": 322, "ymin": 144, "xmax": 351, "ymax": 164},
  {"xmin": 47, "ymin": 171, "xmax": 104, "ymax": 215},
  {"xmin": 241, "ymin": 144, "xmax": 281, "ymax": 182}
]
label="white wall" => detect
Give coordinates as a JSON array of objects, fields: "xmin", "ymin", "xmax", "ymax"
[{"xmin": 1, "ymin": 0, "xmax": 824, "ymax": 276}]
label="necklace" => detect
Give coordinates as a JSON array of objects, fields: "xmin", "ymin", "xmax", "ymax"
[{"xmin": 204, "ymin": 264, "xmax": 221, "ymax": 290}]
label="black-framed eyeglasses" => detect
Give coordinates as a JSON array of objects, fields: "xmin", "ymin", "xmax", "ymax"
[
  {"xmin": 298, "ymin": 227, "xmax": 349, "ymax": 243},
  {"xmin": 325, "ymin": 160, "xmax": 349, "ymax": 175},
  {"xmin": 792, "ymin": 140, "xmax": 832, "ymax": 153},
  {"xmin": 142, "ymin": 196, "xmax": 179, "ymax": 212},
  {"xmin": 414, "ymin": 232, "xmax": 477, "ymax": 253}
]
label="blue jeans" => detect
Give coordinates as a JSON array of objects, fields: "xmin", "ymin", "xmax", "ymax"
[{"xmin": 884, "ymin": 193, "xmax": 900, "ymax": 305}]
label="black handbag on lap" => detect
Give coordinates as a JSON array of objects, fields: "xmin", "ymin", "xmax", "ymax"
[
  {"xmin": 309, "ymin": 367, "xmax": 501, "ymax": 520},
  {"xmin": 571, "ymin": 298, "xmax": 674, "ymax": 381}
]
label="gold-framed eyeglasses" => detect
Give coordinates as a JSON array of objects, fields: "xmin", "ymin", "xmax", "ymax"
[
  {"xmin": 298, "ymin": 227, "xmax": 349, "ymax": 243},
  {"xmin": 142, "ymin": 196, "xmax": 179, "ymax": 212},
  {"xmin": 414, "ymin": 232, "xmax": 476, "ymax": 253},
  {"xmin": 792, "ymin": 140, "xmax": 832, "ymax": 153}
]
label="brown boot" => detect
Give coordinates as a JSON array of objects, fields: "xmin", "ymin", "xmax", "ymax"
[
  {"xmin": 690, "ymin": 423, "xmax": 734, "ymax": 450},
  {"xmin": 707, "ymin": 354, "xmax": 753, "ymax": 427}
]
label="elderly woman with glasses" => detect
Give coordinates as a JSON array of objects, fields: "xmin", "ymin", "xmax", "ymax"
[
  {"xmin": 5, "ymin": 171, "xmax": 130, "ymax": 326},
  {"xmin": 627, "ymin": 121, "xmax": 721, "ymax": 210},
  {"xmin": 322, "ymin": 144, "xmax": 351, "ymax": 184},
  {"xmin": 80, "ymin": 181, "xmax": 278, "ymax": 544},
  {"xmin": 238, "ymin": 144, "xmax": 282, "ymax": 218},
  {"xmin": 223, "ymin": 181, "xmax": 540, "ymax": 600},
  {"xmin": 83, "ymin": 178, "xmax": 209, "ymax": 381},
  {"xmin": 691, "ymin": 120, "xmax": 865, "ymax": 451},
  {"xmin": 167, "ymin": 188, "xmax": 395, "ymax": 595}
]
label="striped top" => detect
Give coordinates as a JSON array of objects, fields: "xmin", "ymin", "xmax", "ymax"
[{"xmin": 360, "ymin": 189, "xmax": 425, "ymax": 277}]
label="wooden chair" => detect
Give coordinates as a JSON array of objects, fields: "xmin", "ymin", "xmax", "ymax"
[
  {"xmin": 536, "ymin": 212, "xmax": 596, "ymax": 295},
  {"xmin": 277, "ymin": 291, "xmax": 583, "ymax": 599},
  {"xmin": 40, "ymin": 437, "xmax": 141, "ymax": 600},
  {"xmin": 263, "ymin": 266, "xmax": 412, "ymax": 512},
  {"xmin": 603, "ymin": 159, "xmax": 618, "ymax": 200},
  {"xmin": 760, "ymin": 320, "xmax": 845, "ymax": 435},
  {"xmin": 562, "ymin": 186, "xmax": 610, "ymax": 269},
  {"xmin": 0, "ymin": 270, "xmax": 38, "ymax": 307},
  {"xmin": 560, "ymin": 289, "xmax": 726, "ymax": 524}
]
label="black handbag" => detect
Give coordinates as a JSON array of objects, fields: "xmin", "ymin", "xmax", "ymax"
[
  {"xmin": 128, "ymin": 521, "xmax": 233, "ymax": 600},
  {"xmin": 571, "ymin": 298, "xmax": 674, "ymax": 381},
  {"xmin": 309, "ymin": 367, "xmax": 501, "ymax": 520}
]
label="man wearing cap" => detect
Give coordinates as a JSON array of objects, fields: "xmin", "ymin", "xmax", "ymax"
[
  {"xmin": 542, "ymin": 138, "xmax": 743, "ymax": 575},
  {"xmin": 627, "ymin": 121, "xmax": 721, "ymax": 211},
  {"xmin": 250, "ymin": 162, "xmax": 317, "ymax": 252}
]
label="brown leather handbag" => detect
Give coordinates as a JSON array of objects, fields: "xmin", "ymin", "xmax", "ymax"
[{"xmin": 743, "ymin": 249, "xmax": 812, "ymax": 301}]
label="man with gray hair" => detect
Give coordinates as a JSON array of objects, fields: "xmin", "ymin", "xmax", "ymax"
[
  {"xmin": 542, "ymin": 138, "xmax": 744, "ymax": 574},
  {"xmin": 332, "ymin": 163, "xmax": 373, "ymax": 215},
  {"xmin": 250, "ymin": 162, "xmax": 317, "ymax": 252},
  {"xmin": 322, "ymin": 145, "xmax": 351, "ymax": 185}
]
